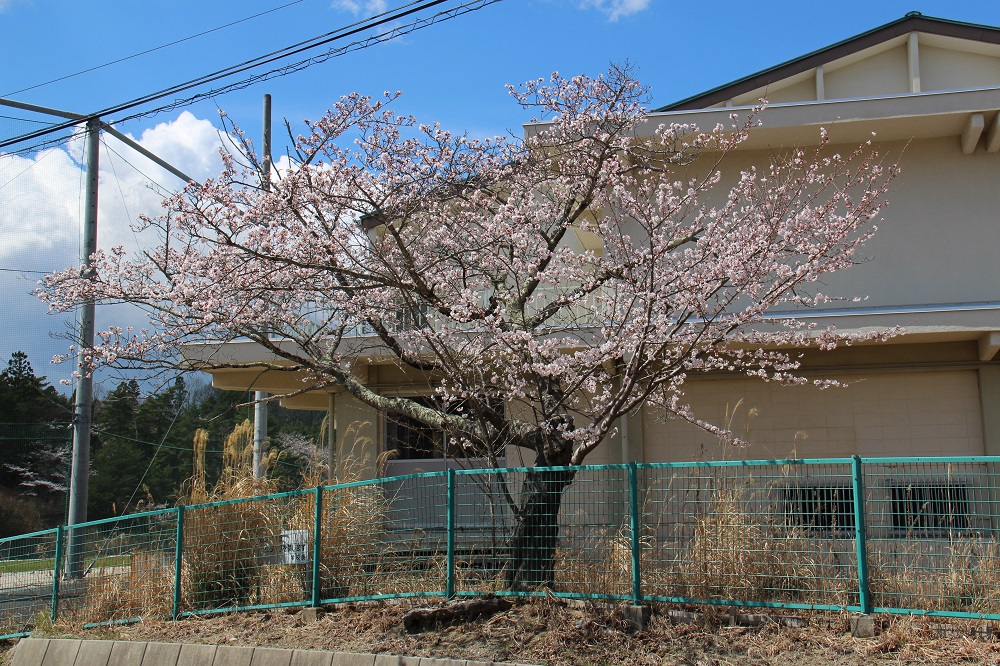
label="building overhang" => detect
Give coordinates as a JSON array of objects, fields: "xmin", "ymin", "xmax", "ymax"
[
  {"xmin": 526, "ymin": 87, "xmax": 1000, "ymax": 152},
  {"xmin": 185, "ymin": 304, "xmax": 1000, "ymax": 407}
]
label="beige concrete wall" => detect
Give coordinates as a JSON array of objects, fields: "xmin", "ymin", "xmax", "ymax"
[
  {"xmin": 642, "ymin": 369, "xmax": 985, "ymax": 462},
  {"xmin": 755, "ymin": 75, "xmax": 817, "ymax": 105},
  {"xmin": 331, "ymin": 393, "xmax": 379, "ymax": 480},
  {"xmin": 920, "ymin": 45, "xmax": 1000, "ymax": 92},
  {"xmin": 726, "ymin": 37, "xmax": 1000, "ymax": 107},
  {"xmin": 844, "ymin": 137, "xmax": 1000, "ymax": 308},
  {"xmin": 824, "ymin": 44, "xmax": 910, "ymax": 99},
  {"xmin": 663, "ymin": 136, "xmax": 1000, "ymax": 314},
  {"xmin": 981, "ymin": 366, "xmax": 1000, "ymax": 456}
]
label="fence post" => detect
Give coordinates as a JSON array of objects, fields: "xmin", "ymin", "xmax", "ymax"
[
  {"xmin": 172, "ymin": 506, "xmax": 184, "ymax": 620},
  {"xmin": 446, "ymin": 468, "xmax": 456, "ymax": 599},
  {"xmin": 628, "ymin": 462, "xmax": 643, "ymax": 605},
  {"xmin": 311, "ymin": 485, "xmax": 323, "ymax": 607},
  {"xmin": 50, "ymin": 525, "xmax": 64, "ymax": 621},
  {"xmin": 851, "ymin": 455, "xmax": 873, "ymax": 614}
]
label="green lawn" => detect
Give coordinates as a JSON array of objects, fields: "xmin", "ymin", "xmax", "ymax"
[{"xmin": 0, "ymin": 554, "xmax": 130, "ymax": 575}]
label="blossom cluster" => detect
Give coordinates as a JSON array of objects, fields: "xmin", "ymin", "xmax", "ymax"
[{"xmin": 40, "ymin": 65, "xmax": 897, "ymax": 464}]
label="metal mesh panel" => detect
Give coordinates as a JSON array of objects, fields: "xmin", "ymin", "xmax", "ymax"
[
  {"xmin": 180, "ymin": 490, "xmax": 313, "ymax": 615},
  {"xmin": 58, "ymin": 510, "xmax": 177, "ymax": 625},
  {"xmin": 638, "ymin": 460, "xmax": 860, "ymax": 610},
  {"xmin": 452, "ymin": 468, "xmax": 514, "ymax": 595},
  {"xmin": 863, "ymin": 458, "xmax": 1000, "ymax": 616},
  {"xmin": 0, "ymin": 529, "xmax": 58, "ymax": 639},
  {"xmin": 315, "ymin": 472, "xmax": 449, "ymax": 602},
  {"xmin": 548, "ymin": 466, "xmax": 631, "ymax": 599}
]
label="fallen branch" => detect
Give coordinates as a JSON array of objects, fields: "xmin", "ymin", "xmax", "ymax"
[{"xmin": 402, "ymin": 597, "xmax": 513, "ymax": 633}]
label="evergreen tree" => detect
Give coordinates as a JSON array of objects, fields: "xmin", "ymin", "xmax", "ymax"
[
  {"xmin": 84, "ymin": 374, "xmax": 328, "ymax": 519},
  {"xmin": 89, "ymin": 379, "xmax": 145, "ymax": 518},
  {"xmin": 0, "ymin": 351, "xmax": 73, "ymax": 535},
  {"xmin": 0, "ymin": 351, "xmax": 71, "ymax": 424}
]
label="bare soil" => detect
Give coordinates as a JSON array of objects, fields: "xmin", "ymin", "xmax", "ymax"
[{"xmin": 4, "ymin": 600, "xmax": 1000, "ymax": 665}]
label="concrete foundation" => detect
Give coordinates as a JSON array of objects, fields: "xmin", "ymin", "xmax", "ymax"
[{"xmin": 11, "ymin": 638, "xmax": 531, "ymax": 666}]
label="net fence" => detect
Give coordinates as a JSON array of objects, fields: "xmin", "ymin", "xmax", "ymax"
[{"xmin": 3, "ymin": 456, "xmax": 1000, "ymax": 639}]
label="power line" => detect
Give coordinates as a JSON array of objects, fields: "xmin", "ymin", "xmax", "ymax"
[
  {"xmin": 0, "ymin": 131, "xmax": 82, "ymax": 158},
  {"xmin": 0, "ymin": 120, "xmax": 88, "ymax": 160},
  {"xmin": 0, "ymin": 267, "xmax": 50, "ymax": 275},
  {"xmin": 2, "ymin": 1, "xmax": 307, "ymax": 98},
  {"xmin": 101, "ymin": 140, "xmax": 181, "ymax": 198},
  {"xmin": 91, "ymin": 427, "xmax": 315, "ymax": 472},
  {"xmin": 0, "ymin": 114, "xmax": 53, "ymax": 124},
  {"xmin": 0, "ymin": 0, "xmax": 501, "ymax": 152},
  {"xmin": 0, "ymin": 143, "xmax": 65, "ymax": 190},
  {"xmin": 123, "ymin": 0, "xmax": 502, "ymax": 126}
]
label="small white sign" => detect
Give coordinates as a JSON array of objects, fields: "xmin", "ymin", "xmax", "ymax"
[{"xmin": 280, "ymin": 529, "xmax": 309, "ymax": 565}]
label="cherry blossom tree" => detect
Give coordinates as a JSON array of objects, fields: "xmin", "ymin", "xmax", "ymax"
[{"xmin": 42, "ymin": 66, "xmax": 897, "ymax": 589}]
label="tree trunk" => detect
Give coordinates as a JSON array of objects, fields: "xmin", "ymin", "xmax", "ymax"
[{"xmin": 506, "ymin": 465, "xmax": 576, "ymax": 591}]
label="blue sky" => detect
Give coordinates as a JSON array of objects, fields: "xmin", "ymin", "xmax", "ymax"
[
  {"xmin": 6, "ymin": 1, "xmax": 1000, "ymax": 137},
  {"xmin": 2, "ymin": 0, "xmax": 1000, "ymax": 389}
]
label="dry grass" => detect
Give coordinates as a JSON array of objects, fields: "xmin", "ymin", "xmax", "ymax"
[
  {"xmin": 180, "ymin": 422, "xmax": 284, "ymax": 610},
  {"xmin": 641, "ymin": 483, "xmax": 856, "ymax": 607},
  {"xmin": 870, "ymin": 537, "xmax": 1000, "ymax": 613},
  {"xmin": 61, "ymin": 551, "xmax": 173, "ymax": 625},
  {"xmin": 527, "ymin": 475, "xmax": 858, "ymax": 608},
  {"xmin": 64, "ymin": 421, "xmax": 292, "ymax": 622}
]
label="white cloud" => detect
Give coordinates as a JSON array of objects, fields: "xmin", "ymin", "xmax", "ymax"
[
  {"xmin": 330, "ymin": 0, "xmax": 388, "ymax": 16},
  {"xmin": 580, "ymin": 0, "xmax": 650, "ymax": 21},
  {"xmin": 0, "ymin": 148, "xmax": 87, "ymax": 260},
  {"xmin": 132, "ymin": 111, "xmax": 224, "ymax": 184},
  {"xmin": 0, "ymin": 112, "xmax": 225, "ymax": 370},
  {"xmin": 0, "ymin": 112, "xmax": 223, "ymax": 262}
]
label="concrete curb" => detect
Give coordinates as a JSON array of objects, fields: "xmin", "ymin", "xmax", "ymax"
[{"xmin": 11, "ymin": 638, "xmax": 535, "ymax": 666}]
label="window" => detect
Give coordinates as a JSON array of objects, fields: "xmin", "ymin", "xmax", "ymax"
[
  {"xmin": 783, "ymin": 485, "xmax": 856, "ymax": 536},
  {"xmin": 890, "ymin": 483, "xmax": 970, "ymax": 536},
  {"xmin": 385, "ymin": 396, "xmax": 505, "ymax": 461},
  {"xmin": 386, "ymin": 403, "xmax": 444, "ymax": 460}
]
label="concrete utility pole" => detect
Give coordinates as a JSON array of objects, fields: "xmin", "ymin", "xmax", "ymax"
[
  {"xmin": 64, "ymin": 117, "xmax": 100, "ymax": 577},
  {"xmin": 0, "ymin": 97, "xmax": 198, "ymax": 576},
  {"xmin": 253, "ymin": 94, "xmax": 273, "ymax": 479}
]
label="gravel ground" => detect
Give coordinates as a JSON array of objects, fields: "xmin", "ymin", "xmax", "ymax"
[{"xmin": 3, "ymin": 600, "xmax": 1000, "ymax": 665}]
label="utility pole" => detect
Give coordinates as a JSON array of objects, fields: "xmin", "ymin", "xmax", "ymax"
[
  {"xmin": 0, "ymin": 97, "xmax": 198, "ymax": 576},
  {"xmin": 64, "ymin": 117, "xmax": 100, "ymax": 577},
  {"xmin": 253, "ymin": 93, "xmax": 272, "ymax": 480}
]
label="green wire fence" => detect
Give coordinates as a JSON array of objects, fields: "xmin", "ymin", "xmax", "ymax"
[{"xmin": 2, "ymin": 455, "xmax": 999, "ymax": 639}]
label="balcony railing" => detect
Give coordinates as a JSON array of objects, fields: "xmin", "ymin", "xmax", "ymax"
[{"xmin": 296, "ymin": 285, "xmax": 607, "ymax": 339}]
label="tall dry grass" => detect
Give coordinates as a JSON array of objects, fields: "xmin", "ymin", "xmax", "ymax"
[
  {"xmin": 180, "ymin": 421, "xmax": 285, "ymax": 609},
  {"xmin": 70, "ymin": 420, "xmax": 293, "ymax": 619},
  {"xmin": 275, "ymin": 422, "xmax": 392, "ymax": 601},
  {"xmin": 521, "ymin": 475, "xmax": 856, "ymax": 606},
  {"xmin": 869, "ymin": 537, "xmax": 1000, "ymax": 613},
  {"xmin": 63, "ymin": 551, "xmax": 173, "ymax": 625},
  {"xmin": 180, "ymin": 419, "xmax": 399, "ymax": 608},
  {"xmin": 665, "ymin": 484, "xmax": 854, "ymax": 605}
]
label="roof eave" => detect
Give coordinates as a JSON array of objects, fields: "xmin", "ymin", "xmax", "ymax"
[{"xmin": 657, "ymin": 14, "xmax": 1000, "ymax": 112}]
